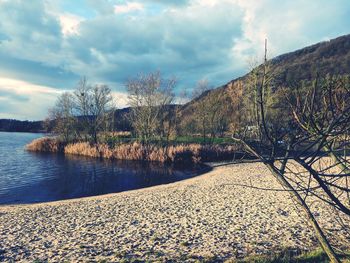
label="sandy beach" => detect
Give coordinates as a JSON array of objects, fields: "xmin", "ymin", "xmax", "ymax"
[{"xmin": 0, "ymin": 162, "xmax": 349, "ymax": 262}]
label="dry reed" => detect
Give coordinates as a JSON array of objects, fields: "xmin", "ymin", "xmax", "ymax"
[
  {"xmin": 64, "ymin": 141, "xmax": 239, "ymax": 163},
  {"xmin": 25, "ymin": 137, "xmax": 65, "ymax": 153},
  {"xmin": 27, "ymin": 138, "xmax": 239, "ymax": 164}
]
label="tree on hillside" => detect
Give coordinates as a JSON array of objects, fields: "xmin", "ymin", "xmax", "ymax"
[
  {"xmin": 159, "ymin": 104, "xmax": 181, "ymax": 143},
  {"xmin": 190, "ymin": 80, "xmax": 227, "ymax": 143},
  {"xmin": 232, "ymin": 42, "xmax": 350, "ymax": 263},
  {"xmin": 226, "ymin": 80, "xmax": 245, "ymax": 135},
  {"xmin": 191, "ymin": 80, "xmax": 211, "ymax": 141},
  {"xmin": 126, "ymin": 71, "xmax": 175, "ymax": 143}
]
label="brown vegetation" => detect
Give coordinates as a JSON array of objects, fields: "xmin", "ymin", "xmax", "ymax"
[
  {"xmin": 25, "ymin": 137, "xmax": 65, "ymax": 153},
  {"xmin": 65, "ymin": 141, "xmax": 240, "ymax": 164},
  {"xmin": 28, "ymin": 138, "xmax": 239, "ymax": 164}
]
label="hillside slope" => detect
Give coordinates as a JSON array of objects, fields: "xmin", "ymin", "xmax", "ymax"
[{"xmin": 179, "ymin": 34, "xmax": 350, "ymax": 132}]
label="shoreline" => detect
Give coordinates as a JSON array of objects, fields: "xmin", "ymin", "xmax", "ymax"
[
  {"xmin": 0, "ymin": 163, "xmax": 214, "ymax": 209},
  {"xmin": 1, "ymin": 162, "xmax": 349, "ymax": 262}
]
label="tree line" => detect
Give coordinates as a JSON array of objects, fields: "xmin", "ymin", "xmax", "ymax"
[
  {"xmin": 0, "ymin": 119, "xmax": 44, "ymax": 133},
  {"xmin": 48, "ymin": 72, "xmax": 229, "ymax": 145}
]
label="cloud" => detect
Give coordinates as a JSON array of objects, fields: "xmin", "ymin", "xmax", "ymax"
[
  {"xmin": 0, "ymin": 77, "xmax": 62, "ymax": 120},
  {"xmin": 0, "ymin": 77, "xmax": 128, "ymax": 120},
  {"xmin": 0, "ymin": 0, "xmax": 62, "ymax": 63},
  {"xmin": 60, "ymin": 0, "xmax": 244, "ymax": 88},
  {"xmin": 0, "ymin": 89, "xmax": 29, "ymax": 102},
  {"xmin": 85, "ymin": 0, "xmax": 116, "ymax": 15},
  {"xmin": 145, "ymin": 0, "xmax": 189, "ymax": 6},
  {"xmin": 0, "ymin": 54, "xmax": 78, "ymax": 89},
  {"xmin": 122, "ymin": 0, "xmax": 190, "ymax": 8},
  {"xmin": 0, "ymin": 0, "xmax": 349, "ymax": 119},
  {"xmin": 114, "ymin": 2, "xmax": 144, "ymax": 14},
  {"xmin": 59, "ymin": 13, "xmax": 83, "ymax": 36},
  {"xmin": 233, "ymin": 0, "xmax": 350, "ymax": 61},
  {"xmin": 111, "ymin": 91, "xmax": 128, "ymax": 108}
]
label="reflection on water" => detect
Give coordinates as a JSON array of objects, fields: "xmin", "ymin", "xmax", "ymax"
[{"xmin": 0, "ymin": 132, "xmax": 209, "ymax": 205}]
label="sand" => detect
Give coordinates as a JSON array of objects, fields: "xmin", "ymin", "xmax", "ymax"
[{"xmin": 0, "ymin": 162, "xmax": 349, "ymax": 262}]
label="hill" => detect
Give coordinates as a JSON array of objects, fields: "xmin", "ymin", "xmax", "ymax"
[{"xmin": 179, "ymin": 34, "xmax": 350, "ymax": 133}]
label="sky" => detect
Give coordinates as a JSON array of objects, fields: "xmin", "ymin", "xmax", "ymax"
[{"xmin": 0, "ymin": 0, "xmax": 349, "ymax": 120}]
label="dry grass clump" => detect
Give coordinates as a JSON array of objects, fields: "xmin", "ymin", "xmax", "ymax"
[
  {"xmin": 112, "ymin": 142, "xmax": 145, "ymax": 160},
  {"xmin": 26, "ymin": 137, "xmax": 65, "ymax": 153},
  {"xmin": 27, "ymin": 137, "xmax": 239, "ymax": 163},
  {"xmin": 166, "ymin": 144, "xmax": 201, "ymax": 163},
  {"xmin": 64, "ymin": 142, "xmax": 100, "ymax": 157},
  {"xmin": 64, "ymin": 142, "xmax": 238, "ymax": 163}
]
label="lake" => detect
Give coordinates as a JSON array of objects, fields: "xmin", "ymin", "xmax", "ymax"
[{"xmin": 0, "ymin": 132, "xmax": 208, "ymax": 205}]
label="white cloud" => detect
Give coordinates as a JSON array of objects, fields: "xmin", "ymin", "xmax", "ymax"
[
  {"xmin": 0, "ymin": 77, "xmax": 63, "ymax": 120},
  {"xmin": 114, "ymin": 2, "xmax": 144, "ymax": 14},
  {"xmin": 0, "ymin": 77, "xmax": 129, "ymax": 119},
  {"xmin": 111, "ymin": 91, "xmax": 128, "ymax": 108},
  {"xmin": 59, "ymin": 14, "xmax": 83, "ymax": 36},
  {"xmin": 195, "ymin": 0, "xmax": 219, "ymax": 7},
  {"xmin": 0, "ymin": 78, "xmax": 62, "ymax": 97},
  {"xmin": 233, "ymin": 0, "xmax": 350, "ymax": 63}
]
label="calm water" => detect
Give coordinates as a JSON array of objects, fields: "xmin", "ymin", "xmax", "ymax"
[{"xmin": 0, "ymin": 132, "xmax": 208, "ymax": 205}]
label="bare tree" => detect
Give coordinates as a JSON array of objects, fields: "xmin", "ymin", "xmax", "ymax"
[
  {"xmin": 174, "ymin": 89, "xmax": 191, "ymax": 139},
  {"xmin": 286, "ymin": 75, "xmax": 350, "ymax": 214},
  {"xmin": 47, "ymin": 78, "xmax": 115, "ymax": 144},
  {"xmin": 232, "ymin": 41, "xmax": 349, "ymax": 262},
  {"xmin": 73, "ymin": 77, "xmax": 91, "ymax": 141},
  {"xmin": 126, "ymin": 71, "xmax": 175, "ymax": 143},
  {"xmin": 74, "ymin": 78, "xmax": 115, "ymax": 144},
  {"xmin": 48, "ymin": 92, "xmax": 76, "ymax": 141}
]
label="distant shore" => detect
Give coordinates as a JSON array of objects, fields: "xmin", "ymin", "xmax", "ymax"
[{"xmin": 1, "ymin": 162, "xmax": 349, "ymax": 262}]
